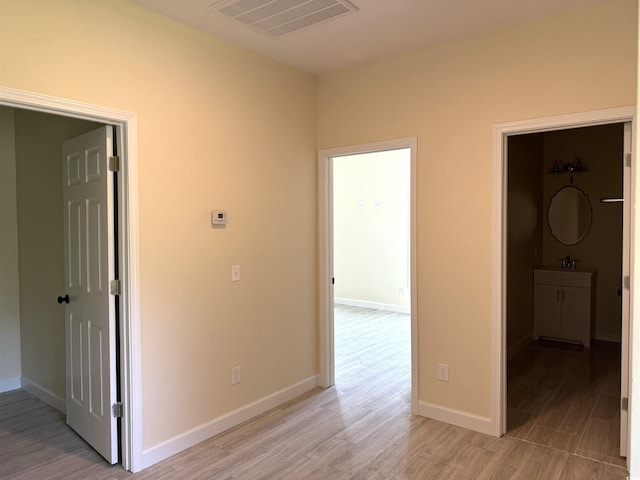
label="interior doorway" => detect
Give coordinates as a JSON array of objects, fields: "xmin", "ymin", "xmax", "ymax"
[
  {"xmin": 318, "ymin": 137, "xmax": 418, "ymax": 413},
  {"xmin": 332, "ymin": 149, "xmax": 411, "ymax": 389},
  {"xmin": 506, "ymin": 123, "xmax": 628, "ymax": 465},
  {"xmin": 0, "ymin": 87, "xmax": 142, "ymax": 472},
  {"xmin": 492, "ymin": 107, "xmax": 634, "ymax": 468}
]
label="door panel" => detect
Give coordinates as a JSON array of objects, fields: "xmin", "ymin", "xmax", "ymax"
[{"xmin": 63, "ymin": 126, "xmax": 117, "ymax": 464}]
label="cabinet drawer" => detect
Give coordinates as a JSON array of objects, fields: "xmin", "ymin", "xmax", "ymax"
[{"xmin": 534, "ymin": 269, "xmax": 593, "ymax": 288}]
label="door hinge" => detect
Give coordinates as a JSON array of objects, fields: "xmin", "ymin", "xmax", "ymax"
[
  {"xmin": 622, "ymin": 397, "xmax": 629, "ymax": 412},
  {"xmin": 624, "ymin": 275, "xmax": 630, "ymax": 291},
  {"xmin": 112, "ymin": 402, "xmax": 124, "ymax": 418},
  {"xmin": 332, "ymin": 277, "xmax": 335, "ymax": 285},
  {"xmin": 110, "ymin": 279, "xmax": 121, "ymax": 295},
  {"xmin": 108, "ymin": 156, "xmax": 120, "ymax": 172},
  {"xmin": 625, "ymin": 152, "xmax": 632, "ymax": 168}
]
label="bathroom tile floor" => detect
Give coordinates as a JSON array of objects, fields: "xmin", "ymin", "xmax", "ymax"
[{"xmin": 507, "ymin": 339, "xmax": 625, "ymax": 468}]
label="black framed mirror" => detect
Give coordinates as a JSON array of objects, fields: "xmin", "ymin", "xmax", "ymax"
[{"xmin": 547, "ymin": 185, "xmax": 592, "ymax": 246}]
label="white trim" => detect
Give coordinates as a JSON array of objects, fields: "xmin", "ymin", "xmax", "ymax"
[
  {"xmin": 318, "ymin": 137, "xmax": 418, "ymax": 414},
  {"xmin": 21, "ymin": 376, "xmax": 66, "ymax": 413},
  {"xmin": 0, "ymin": 376, "xmax": 21, "ymax": 394},
  {"xmin": 334, "ymin": 297, "xmax": 410, "ymax": 314},
  {"xmin": 141, "ymin": 375, "xmax": 319, "ymax": 470},
  {"xmin": 418, "ymin": 401, "xmax": 493, "ymax": 435},
  {"xmin": 492, "ymin": 107, "xmax": 636, "ymax": 442},
  {"xmin": 0, "ymin": 86, "xmax": 143, "ymax": 473}
]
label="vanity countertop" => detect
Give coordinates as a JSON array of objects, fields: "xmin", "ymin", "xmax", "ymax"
[{"xmin": 534, "ymin": 266, "xmax": 597, "ymax": 274}]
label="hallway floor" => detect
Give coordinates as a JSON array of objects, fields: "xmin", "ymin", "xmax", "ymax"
[
  {"xmin": 507, "ymin": 339, "xmax": 626, "ymax": 468},
  {"xmin": 0, "ymin": 307, "xmax": 629, "ymax": 479}
]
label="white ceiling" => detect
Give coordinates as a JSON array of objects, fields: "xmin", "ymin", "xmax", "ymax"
[{"xmin": 130, "ymin": 0, "xmax": 608, "ymax": 75}]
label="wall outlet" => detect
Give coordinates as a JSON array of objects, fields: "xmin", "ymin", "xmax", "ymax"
[
  {"xmin": 231, "ymin": 265, "xmax": 240, "ymax": 282},
  {"xmin": 437, "ymin": 363, "xmax": 449, "ymax": 382},
  {"xmin": 231, "ymin": 365, "xmax": 241, "ymax": 385}
]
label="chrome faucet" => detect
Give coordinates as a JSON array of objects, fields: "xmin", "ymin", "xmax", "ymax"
[{"xmin": 560, "ymin": 255, "xmax": 579, "ymax": 269}]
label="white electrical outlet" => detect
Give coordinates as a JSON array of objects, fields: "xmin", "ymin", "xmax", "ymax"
[
  {"xmin": 437, "ymin": 363, "xmax": 449, "ymax": 382},
  {"xmin": 231, "ymin": 265, "xmax": 240, "ymax": 282},
  {"xmin": 231, "ymin": 365, "xmax": 241, "ymax": 385}
]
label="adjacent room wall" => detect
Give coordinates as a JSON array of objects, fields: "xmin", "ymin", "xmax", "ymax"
[
  {"xmin": 14, "ymin": 109, "xmax": 100, "ymax": 406},
  {"xmin": 333, "ymin": 149, "xmax": 411, "ymax": 311},
  {"xmin": 0, "ymin": 0, "xmax": 317, "ymax": 457},
  {"xmin": 0, "ymin": 106, "xmax": 21, "ymax": 393},
  {"xmin": 318, "ymin": 0, "xmax": 636, "ymax": 420}
]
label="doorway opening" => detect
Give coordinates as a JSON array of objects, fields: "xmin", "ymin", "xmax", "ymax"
[
  {"xmin": 0, "ymin": 87, "xmax": 142, "ymax": 472},
  {"xmin": 332, "ymin": 149, "xmax": 411, "ymax": 395},
  {"xmin": 318, "ymin": 137, "xmax": 418, "ymax": 413},
  {"xmin": 492, "ymin": 107, "xmax": 634, "ymax": 468}
]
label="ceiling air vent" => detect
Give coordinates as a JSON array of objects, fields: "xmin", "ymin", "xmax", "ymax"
[{"xmin": 208, "ymin": 0, "xmax": 359, "ymax": 38}]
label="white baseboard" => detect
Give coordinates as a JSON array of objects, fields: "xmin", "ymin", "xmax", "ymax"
[
  {"xmin": 21, "ymin": 376, "xmax": 66, "ymax": 413},
  {"xmin": 0, "ymin": 376, "xmax": 21, "ymax": 394},
  {"xmin": 334, "ymin": 297, "xmax": 410, "ymax": 314},
  {"xmin": 595, "ymin": 331, "xmax": 621, "ymax": 343},
  {"xmin": 142, "ymin": 375, "xmax": 319, "ymax": 470},
  {"xmin": 418, "ymin": 401, "xmax": 494, "ymax": 436}
]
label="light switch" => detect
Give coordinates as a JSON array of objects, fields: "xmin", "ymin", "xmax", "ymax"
[{"xmin": 231, "ymin": 265, "xmax": 240, "ymax": 282}]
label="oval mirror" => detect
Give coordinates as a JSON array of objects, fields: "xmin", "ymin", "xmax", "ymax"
[{"xmin": 547, "ymin": 185, "xmax": 592, "ymax": 246}]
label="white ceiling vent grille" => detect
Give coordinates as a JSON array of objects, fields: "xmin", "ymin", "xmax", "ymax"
[{"xmin": 208, "ymin": 0, "xmax": 359, "ymax": 38}]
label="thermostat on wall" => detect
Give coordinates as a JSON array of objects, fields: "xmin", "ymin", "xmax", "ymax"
[{"xmin": 211, "ymin": 210, "xmax": 227, "ymax": 226}]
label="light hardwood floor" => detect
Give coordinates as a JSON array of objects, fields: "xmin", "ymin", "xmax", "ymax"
[{"xmin": 0, "ymin": 305, "xmax": 629, "ymax": 479}]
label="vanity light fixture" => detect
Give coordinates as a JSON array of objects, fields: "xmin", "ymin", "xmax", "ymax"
[
  {"xmin": 550, "ymin": 157, "xmax": 586, "ymax": 184},
  {"xmin": 551, "ymin": 157, "xmax": 585, "ymax": 174}
]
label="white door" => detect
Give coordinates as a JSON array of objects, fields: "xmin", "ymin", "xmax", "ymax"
[
  {"xmin": 62, "ymin": 126, "xmax": 118, "ymax": 464},
  {"xmin": 620, "ymin": 121, "xmax": 632, "ymax": 458}
]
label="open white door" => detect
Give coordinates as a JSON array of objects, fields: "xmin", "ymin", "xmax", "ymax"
[
  {"xmin": 62, "ymin": 126, "xmax": 118, "ymax": 464},
  {"xmin": 620, "ymin": 121, "xmax": 632, "ymax": 458}
]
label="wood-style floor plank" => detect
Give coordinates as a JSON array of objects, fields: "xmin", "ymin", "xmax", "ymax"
[
  {"xmin": 0, "ymin": 306, "xmax": 629, "ymax": 479},
  {"xmin": 507, "ymin": 338, "xmax": 627, "ymax": 469}
]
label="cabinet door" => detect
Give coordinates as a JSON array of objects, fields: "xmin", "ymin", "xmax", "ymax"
[
  {"xmin": 533, "ymin": 284, "xmax": 561, "ymax": 334},
  {"xmin": 561, "ymin": 286, "xmax": 590, "ymax": 336}
]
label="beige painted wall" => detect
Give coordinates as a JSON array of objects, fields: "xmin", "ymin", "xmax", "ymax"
[
  {"xmin": 0, "ymin": 106, "xmax": 21, "ymax": 390},
  {"xmin": 0, "ymin": 0, "xmax": 317, "ymax": 451},
  {"xmin": 14, "ymin": 109, "xmax": 100, "ymax": 400},
  {"xmin": 318, "ymin": 1, "xmax": 637, "ymax": 416},
  {"xmin": 333, "ymin": 149, "xmax": 410, "ymax": 308}
]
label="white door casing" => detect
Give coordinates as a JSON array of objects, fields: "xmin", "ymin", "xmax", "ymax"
[{"xmin": 63, "ymin": 126, "xmax": 118, "ymax": 464}]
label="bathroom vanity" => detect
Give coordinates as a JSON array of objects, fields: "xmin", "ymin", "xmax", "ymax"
[{"xmin": 533, "ymin": 267, "xmax": 596, "ymax": 347}]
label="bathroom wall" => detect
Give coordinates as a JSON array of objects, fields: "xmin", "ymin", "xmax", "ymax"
[
  {"xmin": 506, "ymin": 133, "xmax": 544, "ymax": 354},
  {"xmin": 507, "ymin": 124, "xmax": 624, "ymax": 349},
  {"xmin": 542, "ymin": 123, "xmax": 624, "ymax": 340}
]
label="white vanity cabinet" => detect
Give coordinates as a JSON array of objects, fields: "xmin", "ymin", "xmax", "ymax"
[{"xmin": 533, "ymin": 268, "xmax": 596, "ymax": 347}]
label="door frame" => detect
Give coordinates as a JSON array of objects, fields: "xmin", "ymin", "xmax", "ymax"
[
  {"xmin": 491, "ymin": 107, "xmax": 636, "ymax": 448},
  {"xmin": 318, "ymin": 137, "xmax": 418, "ymax": 413},
  {"xmin": 0, "ymin": 86, "xmax": 143, "ymax": 472}
]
